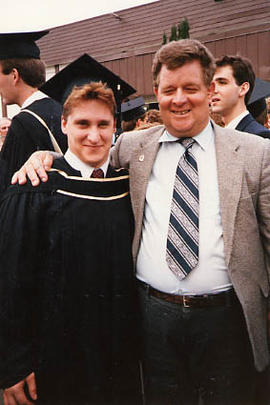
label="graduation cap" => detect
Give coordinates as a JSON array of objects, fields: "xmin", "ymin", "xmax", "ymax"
[
  {"xmin": 40, "ymin": 53, "xmax": 136, "ymax": 108},
  {"xmin": 0, "ymin": 30, "xmax": 49, "ymax": 59},
  {"xmin": 121, "ymin": 96, "xmax": 147, "ymax": 121},
  {"xmin": 247, "ymin": 78, "xmax": 270, "ymax": 117}
]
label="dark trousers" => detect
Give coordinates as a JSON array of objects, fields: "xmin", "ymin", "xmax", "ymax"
[{"xmin": 138, "ymin": 284, "xmax": 259, "ymax": 405}]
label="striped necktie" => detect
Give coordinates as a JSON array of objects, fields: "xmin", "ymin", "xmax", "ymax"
[{"xmin": 166, "ymin": 137, "xmax": 199, "ymax": 279}]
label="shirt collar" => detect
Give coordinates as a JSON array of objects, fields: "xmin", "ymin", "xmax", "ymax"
[
  {"xmin": 159, "ymin": 121, "xmax": 213, "ymax": 151},
  {"xmin": 225, "ymin": 110, "xmax": 249, "ymax": 129},
  {"xmin": 21, "ymin": 90, "xmax": 49, "ymax": 109},
  {"xmin": 64, "ymin": 149, "xmax": 110, "ymax": 178}
]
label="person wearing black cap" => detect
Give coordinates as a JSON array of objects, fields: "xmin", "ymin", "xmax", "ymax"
[
  {"xmin": 0, "ymin": 81, "xmax": 140, "ymax": 405},
  {"xmin": 0, "ymin": 30, "xmax": 67, "ymax": 193},
  {"xmin": 247, "ymin": 97, "xmax": 268, "ymax": 126},
  {"xmin": 121, "ymin": 96, "xmax": 147, "ymax": 132},
  {"xmin": 211, "ymin": 55, "xmax": 270, "ymax": 138},
  {"xmin": 247, "ymin": 77, "xmax": 270, "ymax": 126}
]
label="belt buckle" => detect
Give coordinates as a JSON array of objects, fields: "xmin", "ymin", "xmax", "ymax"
[{"xmin": 183, "ymin": 295, "xmax": 190, "ymax": 308}]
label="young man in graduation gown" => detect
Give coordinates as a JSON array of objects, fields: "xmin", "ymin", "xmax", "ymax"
[
  {"xmin": 0, "ymin": 82, "xmax": 140, "ymax": 405},
  {"xmin": 0, "ymin": 31, "xmax": 67, "ymax": 193}
]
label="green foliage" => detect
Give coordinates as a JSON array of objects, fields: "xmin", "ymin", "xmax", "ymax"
[
  {"xmin": 178, "ymin": 18, "xmax": 189, "ymax": 39},
  {"xmin": 162, "ymin": 32, "xmax": 167, "ymax": 45},
  {"xmin": 169, "ymin": 24, "xmax": 178, "ymax": 41},
  {"xmin": 162, "ymin": 17, "xmax": 190, "ymax": 44}
]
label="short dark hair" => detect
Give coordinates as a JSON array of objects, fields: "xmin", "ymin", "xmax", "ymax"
[
  {"xmin": 152, "ymin": 39, "xmax": 216, "ymax": 88},
  {"xmin": 121, "ymin": 118, "xmax": 137, "ymax": 132},
  {"xmin": 63, "ymin": 81, "xmax": 116, "ymax": 121},
  {"xmin": 0, "ymin": 58, "xmax": 46, "ymax": 88},
  {"xmin": 215, "ymin": 55, "xmax": 255, "ymax": 104}
]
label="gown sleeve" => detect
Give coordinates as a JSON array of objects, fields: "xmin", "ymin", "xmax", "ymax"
[{"xmin": 0, "ymin": 184, "xmax": 46, "ymax": 388}]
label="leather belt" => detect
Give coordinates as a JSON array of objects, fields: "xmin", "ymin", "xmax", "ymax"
[{"xmin": 137, "ymin": 280, "xmax": 237, "ymax": 308}]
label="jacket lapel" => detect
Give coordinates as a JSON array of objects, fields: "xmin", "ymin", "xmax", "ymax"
[
  {"xmin": 214, "ymin": 123, "xmax": 244, "ymax": 267},
  {"xmin": 235, "ymin": 114, "xmax": 252, "ymax": 132}
]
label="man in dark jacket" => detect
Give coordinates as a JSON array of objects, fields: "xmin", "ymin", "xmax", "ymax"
[{"xmin": 211, "ymin": 54, "xmax": 270, "ymax": 138}]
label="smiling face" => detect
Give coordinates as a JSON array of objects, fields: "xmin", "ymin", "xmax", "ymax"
[
  {"xmin": 62, "ymin": 99, "xmax": 116, "ymax": 167},
  {"xmin": 154, "ymin": 60, "xmax": 213, "ymax": 138}
]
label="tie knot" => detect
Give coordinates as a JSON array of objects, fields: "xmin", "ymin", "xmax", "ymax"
[
  {"xmin": 91, "ymin": 168, "xmax": 104, "ymax": 178},
  {"xmin": 179, "ymin": 137, "xmax": 195, "ymax": 150}
]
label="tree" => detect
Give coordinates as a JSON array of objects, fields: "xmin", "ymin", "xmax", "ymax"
[
  {"xmin": 162, "ymin": 18, "xmax": 190, "ymax": 44},
  {"xmin": 178, "ymin": 18, "xmax": 189, "ymax": 39},
  {"xmin": 169, "ymin": 24, "xmax": 178, "ymax": 42},
  {"xmin": 162, "ymin": 32, "xmax": 167, "ymax": 45}
]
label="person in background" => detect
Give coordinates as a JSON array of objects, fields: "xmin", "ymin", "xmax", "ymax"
[
  {"xmin": 0, "ymin": 117, "xmax": 11, "ymax": 150},
  {"xmin": 0, "ymin": 30, "xmax": 68, "ymax": 192},
  {"xmin": 209, "ymin": 110, "xmax": 225, "ymax": 127},
  {"xmin": 135, "ymin": 109, "xmax": 164, "ymax": 131},
  {"xmin": 247, "ymin": 96, "xmax": 268, "ymax": 126},
  {"xmin": 142, "ymin": 109, "xmax": 163, "ymax": 125},
  {"xmin": 120, "ymin": 96, "xmax": 147, "ymax": 132},
  {"xmin": 211, "ymin": 55, "xmax": 270, "ymax": 138}
]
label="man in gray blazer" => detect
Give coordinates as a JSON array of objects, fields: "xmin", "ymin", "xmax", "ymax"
[
  {"xmin": 111, "ymin": 40, "xmax": 270, "ymax": 405},
  {"xmin": 12, "ymin": 39, "xmax": 270, "ymax": 405}
]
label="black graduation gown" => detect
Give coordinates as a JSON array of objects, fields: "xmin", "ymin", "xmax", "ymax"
[
  {"xmin": 0, "ymin": 159, "xmax": 141, "ymax": 405},
  {"xmin": 0, "ymin": 97, "xmax": 68, "ymax": 193}
]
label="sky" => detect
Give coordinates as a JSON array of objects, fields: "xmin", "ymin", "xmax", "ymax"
[{"xmin": 1, "ymin": 0, "xmax": 157, "ymax": 32}]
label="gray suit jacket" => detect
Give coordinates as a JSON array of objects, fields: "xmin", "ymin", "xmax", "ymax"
[{"xmin": 111, "ymin": 122, "xmax": 270, "ymax": 371}]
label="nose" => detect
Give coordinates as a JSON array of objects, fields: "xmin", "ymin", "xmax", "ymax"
[
  {"xmin": 172, "ymin": 88, "xmax": 187, "ymax": 104},
  {"xmin": 212, "ymin": 81, "xmax": 218, "ymax": 94},
  {"xmin": 87, "ymin": 126, "xmax": 100, "ymax": 143}
]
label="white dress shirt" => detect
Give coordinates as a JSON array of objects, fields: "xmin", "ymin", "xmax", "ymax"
[
  {"xmin": 21, "ymin": 90, "xmax": 49, "ymax": 109},
  {"xmin": 136, "ymin": 122, "xmax": 232, "ymax": 295},
  {"xmin": 225, "ymin": 110, "xmax": 249, "ymax": 129},
  {"xmin": 64, "ymin": 149, "xmax": 109, "ymax": 177}
]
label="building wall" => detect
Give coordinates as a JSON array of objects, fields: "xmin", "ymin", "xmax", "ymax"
[
  {"xmin": 2, "ymin": 0, "xmax": 270, "ymax": 117},
  {"xmin": 36, "ymin": 0, "xmax": 270, "ymax": 100}
]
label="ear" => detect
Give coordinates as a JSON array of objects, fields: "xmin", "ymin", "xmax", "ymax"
[
  {"xmin": 61, "ymin": 116, "xmax": 67, "ymax": 134},
  {"xmin": 239, "ymin": 81, "xmax": 250, "ymax": 97},
  {"xmin": 12, "ymin": 68, "xmax": 20, "ymax": 85}
]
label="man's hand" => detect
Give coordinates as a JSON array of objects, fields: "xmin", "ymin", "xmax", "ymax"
[
  {"xmin": 3, "ymin": 372, "xmax": 37, "ymax": 405},
  {"xmin": 11, "ymin": 151, "xmax": 54, "ymax": 186}
]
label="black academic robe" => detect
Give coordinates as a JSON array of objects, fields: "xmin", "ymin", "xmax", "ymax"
[
  {"xmin": 0, "ymin": 97, "xmax": 68, "ymax": 193},
  {"xmin": 0, "ymin": 159, "xmax": 141, "ymax": 405}
]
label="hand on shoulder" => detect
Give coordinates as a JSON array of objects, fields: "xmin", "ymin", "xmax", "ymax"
[{"xmin": 11, "ymin": 151, "xmax": 57, "ymax": 186}]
